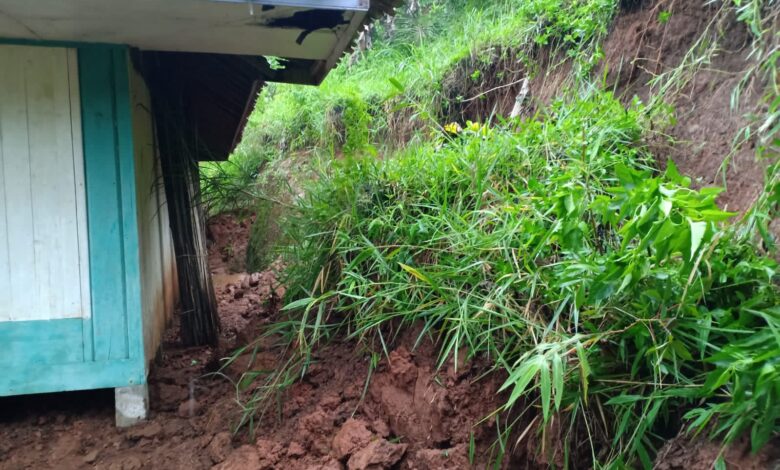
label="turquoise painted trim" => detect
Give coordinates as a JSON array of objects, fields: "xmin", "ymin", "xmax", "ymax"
[
  {"xmin": 0, "ymin": 42, "xmax": 147, "ymax": 397},
  {"xmin": 0, "ymin": 359, "xmax": 146, "ymax": 397},
  {"xmin": 0, "ymin": 319, "xmax": 85, "ymax": 367},
  {"xmin": 113, "ymin": 49, "xmax": 144, "ymax": 363},
  {"xmin": 79, "ymin": 46, "xmax": 143, "ymax": 365}
]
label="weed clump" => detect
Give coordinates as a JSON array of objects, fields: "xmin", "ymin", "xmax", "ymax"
[
  {"xmin": 268, "ymin": 91, "xmax": 779, "ymax": 467},
  {"xmin": 215, "ymin": 0, "xmax": 780, "ymax": 467}
]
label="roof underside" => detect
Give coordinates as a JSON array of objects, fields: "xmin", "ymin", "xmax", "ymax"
[
  {"xmin": 0, "ymin": 0, "xmax": 370, "ymax": 60},
  {"xmin": 0, "ymin": 0, "xmax": 402, "ymax": 160}
]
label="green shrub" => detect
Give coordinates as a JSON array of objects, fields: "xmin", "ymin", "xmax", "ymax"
[{"xmin": 267, "ymin": 91, "xmax": 779, "ymax": 467}]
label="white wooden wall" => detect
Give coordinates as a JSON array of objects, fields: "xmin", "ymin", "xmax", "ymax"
[
  {"xmin": 0, "ymin": 45, "xmax": 91, "ymax": 322},
  {"xmin": 129, "ymin": 61, "xmax": 178, "ymax": 366}
]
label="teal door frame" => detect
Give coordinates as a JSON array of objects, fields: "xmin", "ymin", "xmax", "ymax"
[{"xmin": 0, "ymin": 41, "xmax": 145, "ymax": 396}]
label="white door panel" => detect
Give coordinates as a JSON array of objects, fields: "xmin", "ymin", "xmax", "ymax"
[{"xmin": 0, "ymin": 45, "xmax": 90, "ymax": 322}]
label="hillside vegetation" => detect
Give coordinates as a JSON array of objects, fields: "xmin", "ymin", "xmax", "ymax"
[{"xmin": 207, "ymin": 0, "xmax": 780, "ymax": 467}]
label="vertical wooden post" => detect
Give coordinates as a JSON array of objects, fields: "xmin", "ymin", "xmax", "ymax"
[{"xmin": 139, "ymin": 52, "xmax": 220, "ymax": 347}]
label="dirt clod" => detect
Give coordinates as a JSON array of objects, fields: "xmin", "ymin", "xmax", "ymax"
[
  {"xmin": 125, "ymin": 421, "xmax": 163, "ymax": 440},
  {"xmin": 346, "ymin": 439, "xmax": 407, "ymax": 470},
  {"xmin": 287, "ymin": 441, "xmax": 307, "ymax": 458},
  {"xmin": 332, "ymin": 419, "xmax": 375, "ymax": 460},
  {"xmin": 207, "ymin": 432, "xmax": 234, "ymax": 464},
  {"xmin": 213, "ymin": 445, "xmax": 260, "ymax": 470},
  {"xmin": 83, "ymin": 449, "xmax": 100, "ymax": 464},
  {"xmin": 410, "ymin": 444, "xmax": 470, "ymax": 470}
]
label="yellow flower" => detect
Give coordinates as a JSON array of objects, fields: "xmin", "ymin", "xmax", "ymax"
[{"xmin": 444, "ymin": 122, "xmax": 462, "ymax": 135}]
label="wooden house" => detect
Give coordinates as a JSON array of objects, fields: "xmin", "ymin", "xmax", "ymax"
[{"xmin": 0, "ymin": 0, "xmax": 397, "ymax": 425}]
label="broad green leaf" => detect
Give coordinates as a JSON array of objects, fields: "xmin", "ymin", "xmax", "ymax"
[
  {"xmin": 576, "ymin": 343, "xmax": 591, "ymax": 402},
  {"xmin": 551, "ymin": 354, "xmax": 564, "ymax": 411},
  {"xmin": 660, "ymin": 198, "xmax": 673, "ymax": 216},
  {"xmin": 635, "ymin": 440, "xmax": 653, "ymax": 470},
  {"xmin": 671, "ymin": 340, "xmax": 693, "ymax": 361},
  {"xmin": 282, "ymin": 297, "xmax": 315, "ymax": 311},
  {"xmin": 388, "ymin": 77, "xmax": 405, "ymax": 92},
  {"xmin": 689, "ymin": 219, "xmax": 707, "ymax": 260},
  {"xmin": 504, "ymin": 360, "xmax": 541, "ymax": 409}
]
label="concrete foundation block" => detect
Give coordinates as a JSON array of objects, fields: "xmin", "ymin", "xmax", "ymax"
[{"xmin": 115, "ymin": 384, "xmax": 149, "ymax": 427}]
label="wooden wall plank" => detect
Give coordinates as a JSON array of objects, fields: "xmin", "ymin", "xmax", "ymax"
[
  {"xmin": 0, "ymin": 45, "xmax": 89, "ymax": 322},
  {"xmin": 0, "ymin": 50, "xmax": 10, "ymax": 322},
  {"xmin": 68, "ymin": 48, "xmax": 93, "ymax": 323},
  {"xmin": 79, "ymin": 46, "xmax": 141, "ymax": 362},
  {"xmin": 0, "ymin": 45, "xmax": 36, "ymax": 321},
  {"xmin": 27, "ymin": 47, "xmax": 83, "ymax": 319},
  {"xmin": 113, "ymin": 48, "xmax": 143, "ymax": 362}
]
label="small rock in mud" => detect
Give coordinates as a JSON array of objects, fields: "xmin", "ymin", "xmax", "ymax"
[
  {"xmin": 207, "ymin": 431, "xmax": 234, "ymax": 464},
  {"xmin": 410, "ymin": 444, "xmax": 470, "ymax": 470},
  {"xmin": 212, "ymin": 445, "xmax": 260, "ymax": 470},
  {"xmin": 119, "ymin": 455, "xmax": 143, "ymax": 470},
  {"xmin": 126, "ymin": 422, "xmax": 163, "ymax": 440},
  {"xmin": 332, "ymin": 418, "xmax": 375, "ymax": 460},
  {"xmin": 388, "ymin": 348, "xmax": 417, "ymax": 388},
  {"xmin": 320, "ymin": 393, "xmax": 342, "ymax": 410},
  {"xmin": 317, "ymin": 457, "xmax": 345, "ymax": 470},
  {"xmin": 655, "ymin": 434, "xmax": 780, "ymax": 470},
  {"xmin": 256, "ymin": 439, "xmax": 283, "ymax": 468},
  {"xmin": 370, "ymin": 420, "xmax": 391, "ymax": 438},
  {"xmin": 287, "ymin": 441, "xmax": 306, "ymax": 458},
  {"xmin": 297, "ymin": 409, "xmax": 334, "ymax": 435},
  {"xmin": 177, "ymin": 398, "xmax": 203, "ymax": 418},
  {"xmin": 347, "ymin": 439, "xmax": 407, "ymax": 470},
  {"xmin": 83, "ymin": 449, "xmax": 100, "ymax": 464},
  {"xmin": 49, "ymin": 432, "xmax": 82, "ymax": 462},
  {"xmin": 157, "ymin": 383, "xmax": 189, "ymax": 409},
  {"xmin": 163, "ymin": 418, "xmax": 192, "ymax": 438}
]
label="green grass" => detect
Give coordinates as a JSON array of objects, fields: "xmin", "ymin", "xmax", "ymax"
[{"xmin": 202, "ymin": 0, "xmax": 620, "ymax": 213}]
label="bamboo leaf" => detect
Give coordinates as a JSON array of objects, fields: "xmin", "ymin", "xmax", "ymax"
[
  {"xmin": 551, "ymin": 353, "xmax": 564, "ymax": 411},
  {"xmin": 539, "ymin": 358, "xmax": 551, "ymax": 422},
  {"xmin": 689, "ymin": 219, "xmax": 707, "ymax": 260}
]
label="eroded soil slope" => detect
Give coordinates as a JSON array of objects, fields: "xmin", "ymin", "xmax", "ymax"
[{"xmin": 531, "ymin": 0, "xmax": 772, "ymax": 212}]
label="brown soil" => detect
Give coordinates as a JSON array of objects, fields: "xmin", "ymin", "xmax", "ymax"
[
  {"xmin": 207, "ymin": 212, "xmax": 256, "ymax": 277},
  {"xmin": 530, "ymin": 0, "xmax": 771, "ymax": 213},
  {"xmin": 656, "ymin": 434, "xmax": 780, "ymax": 470}
]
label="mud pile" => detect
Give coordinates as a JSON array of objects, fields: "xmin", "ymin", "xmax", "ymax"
[{"xmin": 215, "ymin": 334, "xmax": 507, "ymax": 469}]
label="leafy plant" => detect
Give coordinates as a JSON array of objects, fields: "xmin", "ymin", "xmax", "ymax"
[
  {"xmin": 216, "ymin": 0, "xmax": 780, "ymax": 467},
  {"xmin": 234, "ymin": 91, "xmax": 779, "ymax": 467}
]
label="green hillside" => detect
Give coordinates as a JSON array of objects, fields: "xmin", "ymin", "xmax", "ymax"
[{"xmin": 209, "ymin": 0, "xmax": 780, "ymax": 467}]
